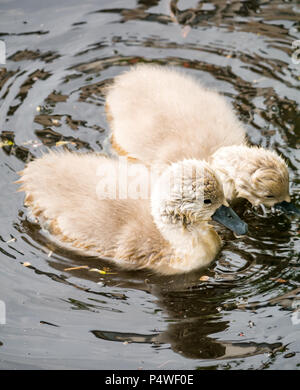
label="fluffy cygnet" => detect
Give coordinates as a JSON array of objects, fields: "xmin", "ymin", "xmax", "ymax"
[
  {"xmin": 18, "ymin": 152, "xmax": 247, "ymax": 275},
  {"xmin": 106, "ymin": 65, "xmax": 298, "ymax": 214}
]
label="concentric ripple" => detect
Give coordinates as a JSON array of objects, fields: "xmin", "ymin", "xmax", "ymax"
[{"xmin": 0, "ymin": 0, "xmax": 299, "ymax": 370}]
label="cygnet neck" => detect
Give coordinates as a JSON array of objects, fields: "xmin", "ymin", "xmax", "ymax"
[
  {"xmin": 210, "ymin": 145, "xmax": 250, "ymax": 202},
  {"xmin": 150, "ymin": 184, "xmax": 221, "ymax": 273}
]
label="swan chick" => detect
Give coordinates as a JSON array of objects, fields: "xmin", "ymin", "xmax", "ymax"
[
  {"xmin": 105, "ymin": 65, "xmax": 299, "ymax": 215},
  {"xmin": 18, "ymin": 152, "xmax": 247, "ymax": 275}
]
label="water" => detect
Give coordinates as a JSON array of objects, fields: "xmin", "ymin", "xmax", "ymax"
[{"xmin": 0, "ymin": 0, "xmax": 299, "ymax": 370}]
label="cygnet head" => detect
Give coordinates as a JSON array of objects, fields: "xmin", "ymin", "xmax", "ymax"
[
  {"xmin": 212, "ymin": 146, "xmax": 298, "ymax": 213},
  {"xmin": 237, "ymin": 148, "xmax": 290, "ymax": 207},
  {"xmin": 151, "ymin": 159, "xmax": 247, "ymax": 234}
]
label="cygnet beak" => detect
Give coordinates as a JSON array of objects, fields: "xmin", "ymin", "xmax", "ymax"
[
  {"xmin": 212, "ymin": 205, "xmax": 248, "ymax": 235},
  {"xmin": 274, "ymin": 200, "xmax": 300, "ymax": 215}
]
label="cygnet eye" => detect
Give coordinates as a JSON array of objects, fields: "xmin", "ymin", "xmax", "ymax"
[
  {"xmin": 204, "ymin": 199, "xmax": 212, "ymax": 205},
  {"xmin": 265, "ymin": 195, "xmax": 274, "ymax": 199}
]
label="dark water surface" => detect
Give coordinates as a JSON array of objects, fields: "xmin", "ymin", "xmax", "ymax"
[{"xmin": 0, "ymin": 0, "xmax": 299, "ymax": 369}]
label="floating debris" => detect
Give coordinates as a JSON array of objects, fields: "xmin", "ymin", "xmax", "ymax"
[
  {"xmin": 47, "ymin": 250, "xmax": 53, "ymax": 257},
  {"xmin": 89, "ymin": 268, "xmax": 116, "ymax": 275},
  {"xmin": 284, "ymin": 352, "xmax": 296, "ymax": 359},
  {"xmin": 22, "ymin": 262, "xmax": 31, "ymax": 267},
  {"xmin": 64, "ymin": 265, "xmax": 90, "ymax": 271},
  {"xmin": 238, "ymin": 332, "xmax": 245, "ymax": 337},
  {"xmin": 0, "ymin": 140, "xmax": 14, "ymax": 148},
  {"xmin": 270, "ymin": 278, "xmax": 287, "ymax": 283},
  {"xmin": 89, "ymin": 268, "xmax": 108, "ymax": 275},
  {"xmin": 199, "ymin": 275, "xmax": 210, "ymax": 281},
  {"xmin": 55, "ymin": 140, "xmax": 76, "ymax": 147},
  {"xmin": 248, "ymin": 321, "xmax": 255, "ymax": 328},
  {"xmin": 40, "ymin": 320, "xmax": 59, "ymax": 327},
  {"xmin": 157, "ymin": 360, "xmax": 175, "ymax": 368},
  {"xmin": 6, "ymin": 237, "xmax": 16, "ymax": 243}
]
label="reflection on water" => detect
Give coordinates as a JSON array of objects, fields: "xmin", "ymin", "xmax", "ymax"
[
  {"xmin": 0, "ymin": 0, "xmax": 299, "ymax": 369},
  {"xmin": 92, "ymin": 329, "xmax": 282, "ymax": 362}
]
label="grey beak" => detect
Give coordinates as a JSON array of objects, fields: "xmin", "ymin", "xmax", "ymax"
[
  {"xmin": 274, "ymin": 201, "xmax": 300, "ymax": 215},
  {"xmin": 212, "ymin": 205, "xmax": 248, "ymax": 235}
]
